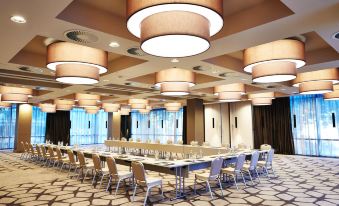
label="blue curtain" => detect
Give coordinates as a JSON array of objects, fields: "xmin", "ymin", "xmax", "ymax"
[
  {"xmin": 131, "ymin": 108, "xmax": 183, "ymax": 143},
  {"xmin": 70, "ymin": 108, "xmax": 108, "ymax": 145},
  {"xmin": 290, "ymin": 94, "xmax": 339, "ymax": 157},
  {"xmin": 31, "ymin": 106, "xmax": 47, "ymax": 144},
  {"xmin": 0, "ymin": 105, "xmax": 16, "ymax": 149}
]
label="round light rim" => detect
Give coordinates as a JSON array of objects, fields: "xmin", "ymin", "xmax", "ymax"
[
  {"xmin": 253, "ymin": 74, "xmax": 296, "ymax": 83},
  {"xmin": 141, "ymin": 34, "xmax": 210, "ymax": 57},
  {"xmin": 127, "ymin": 3, "xmax": 223, "ymax": 38},
  {"xmin": 244, "ymin": 59, "xmax": 305, "ymax": 73},
  {"xmin": 47, "ymin": 61, "xmax": 107, "ymax": 74},
  {"xmin": 293, "ymin": 80, "xmax": 339, "ymax": 87},
  {"xmin": 300, "ymin": 89, "xmax": 333, "ymax": 95},
  {"xmin": 219, "ymin": 99, "xmax": 241, "ymax": 102},
  {"xmin": 155, "ymin": 81, "xmax": 195, "ymax": 87},
  {"xmin": 161, "ymin": 91, "xmax": 189, "ymax": 96},
  {"xmin": 56, "ymin": 76, "xmax": 99, "ymax": 84}
]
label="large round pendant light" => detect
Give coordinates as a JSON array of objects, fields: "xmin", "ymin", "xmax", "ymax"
[
  {"xmin": 155, "ymin": 68, "xmax": 195, "ymax": 96},
  {"xmin": 139, "ymin": 105, "xmax": 152, "ymax": 114},
  {"xmin": 126, "ymin": 0, "xmax": 223, "ymax": 57},
  {"xmin": 244, "ymin": 39, "xmax": 305, "ymax": 83},
  {"xmin": 248, "ymin": 92, "xmax": 275, "ymax": 106},
  {"xmin": 39, "ymin": 103, "xmax": 56, "ymax": 113},
  {"xmin": 75, "ymin": 93, "xmax": 100, "ymax": 108},
  {"xmin": 54, "ymin": 99, "xmax": 74, "ymax": 111},
  {"xmin": 214, "ymin": 83, "xmax": 245, "ymax": 102},
  {"xmin": 46, "ymin": 42, "xmax": 108, "ymax": 84},
  {"xmin": 86, "ymin": 107, "xmax": 100, "ymax": 114},
  {"xmin": 164, "ymin": 102, "xmax": 182, "ymax": 112},
  {"xmin": 0, "ymin": 86, "xmax": 33, "ymax": 103},
  {"xmin": 120, "ymin": 107, "xmax": 131, "ymax": 115},
  {"xmin": 0, "ymin": 95, "xmax": 11, "ymax": 108},
  {"xmin": 128, "ymin": 99, "xmax": 149, "ymax": 109},
  {"xmin": 102, "ymin": 103, "xmax": 120, "ymax": 112},
  {"xmin": 324, "ymin": 85, "xmax": 339, "ymax": 100},
  {"xmin": 292, "ymin": 68, "xmax": 339, "ymax": 94}
]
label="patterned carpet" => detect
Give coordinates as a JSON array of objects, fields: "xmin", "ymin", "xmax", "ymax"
[{"xmin": 0, "ymin": 151, "xmax": 338, "ymax": 206}]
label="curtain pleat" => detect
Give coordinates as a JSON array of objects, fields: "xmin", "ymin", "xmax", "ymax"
[
  {"xmin": 31, "ymin": 106, "xmax": 46, "ymax": 144},
  {"xmin": 253, "ymin": 97, "xmax": 295, "ymax": 154},
  {"xmin": 0, "ymin": 105, "xmax": 16, "ymax": 149},
  {"xmin": 45, "ymin": 111, "xmax": 71, "ymax": 145}
]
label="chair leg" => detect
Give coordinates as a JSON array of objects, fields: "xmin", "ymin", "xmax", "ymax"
[
  {"xmin": 106, "ymin": 176, "xmax": 112, "ymax": 192},
  {"xmin": 206, "ymin": 181, "xmax": 213, "ymax": 199},
  {"xmin": 248, "ymin": 170, "xmax": 254, "ymax": 185},
  {"xmin": 132, "ymin": 184, "xmax": 137, "ymax": 202},
  {"xmin": 99, "ymin": 174, "xmax": 106, "ymax": 189},
  {"xmin": 264, "ymin": 167, "xmax": 269, "ymax": 178},
  {"xmin": 115, "ymin": 179, "xmax": 121, "ymax": 197},
  {"xmin": 271, "ymin": 167, "xmax": 276, "ymax": 177},
  {"xmin": 255, "ymin": 169, "xmax": 261, "ymax": 183},
  {"xmin": 218, "ymin": 178, "xmax": 224, "ymax": 197},
  {"xmin": 144, "ymin": 187, "xmax": 150, "ymax": 206},
  {"xmin": 160, "ymin": 183, "xmax": 164, "ymax": 197},
  {"xmin": 92, "ymin": 172, "xmax": 97, "ymax": 186},
  {"xmin": 233, "ymin": 174, "xmax": 238, "ymax": 190},
  {"xmin": 240, "ymin": 171, "xmax": 247, "ymax": 187},
  {"xmin": 194, "ymin": 178, "xmax": 197, "ymax": 194}
]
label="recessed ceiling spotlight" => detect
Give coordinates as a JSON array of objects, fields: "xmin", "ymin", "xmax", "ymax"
[
  {"xmin": 10, "ymin": 15, "xmax": 26, "ymax": 24},
  {"xmin": 171, "ymin": 58, "xmax": 179, "ymax": 63},
  {"xmin": 332, "ymin": 31, "xmax": 339, "ymax": 40},
  {"xmin": 109, "ymin": 41, "xmax": 120, "ymax": 48}
]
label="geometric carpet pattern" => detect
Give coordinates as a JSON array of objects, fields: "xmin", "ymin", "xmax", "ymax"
[{"xmin": 0, "ymin": 151, "xmax": 338, "ymax": 206}]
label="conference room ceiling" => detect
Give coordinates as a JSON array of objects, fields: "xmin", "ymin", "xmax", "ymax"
[{"xmin": 0, "ymin": 0, "xmax": 338, "ymax": 105}]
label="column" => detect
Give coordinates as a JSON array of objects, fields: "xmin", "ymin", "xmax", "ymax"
[
  {"xmin": 186, "ymin": 98, "xmax": 204, "ymax": 144},
  {"xmin": 14, "ymin": 104, "xmax": 32, "ymax": 152}
]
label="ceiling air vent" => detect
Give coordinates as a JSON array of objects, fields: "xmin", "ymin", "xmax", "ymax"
[
  {"xmin": 64, "ymin": 30, "xmax": 98, "ymax": 43},
  {"xmin": 127, "ymin": 47, "xmax": 147, "ymax": 56},
  {"xmin": 192, "ymin": 65, "xmax": 211, "ymax": 71},
  {"xmin": 19, "ymin": 66, "xmax": 31, "ymax": 72}
]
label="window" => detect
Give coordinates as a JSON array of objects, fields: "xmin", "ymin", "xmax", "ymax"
[
  {"xmin": 31, "ymin": 106, "xmax": 47, "ymax": 144},
  {"xmin": 290, "ymin": 94, "xmax": 339, "ymax": 157},
  {"xmin": 0, "ymin": 105, "xmax": 16, "ymax": 149},
  {"xmin": 131, "ymin": 108, "xmax": 183, "ymax": 143},
  {"xmin": 70, "ymin": 108, "xmax": 108, "ymax": 145}
]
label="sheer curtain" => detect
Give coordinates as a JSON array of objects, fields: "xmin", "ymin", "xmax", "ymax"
[
  {"xmin": 0, "ymin": 105, "xmax": 16, "ymax": 149},
  {"xmin": 131, "ymin": 108, "xmax": 183, "ymax": 143},
  {"xmin": 31, "ymin": 106, "xmax": 46, "ymax": 144},
  {"xmin": 290, "ymin": 94, "xmax": 339, "ymax": 157},
  {"xmin": 70, "ymin": 108, "xmax": 108, "ymax": 145}
]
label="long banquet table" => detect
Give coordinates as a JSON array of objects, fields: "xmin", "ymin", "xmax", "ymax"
[{"xmin": 45, "ymin": 142, "xmax": 268, "ymax": 199}]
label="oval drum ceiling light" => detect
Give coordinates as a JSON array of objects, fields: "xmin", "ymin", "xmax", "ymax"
[
  {"xmin": 128, "ymin": 99, "xmax": 149, "ymax": 109},
  {"xmin": 324, "ymin": 85, "xmax": 339, "ymax": 100},
  {"xmin": 139, "ymin": 105, "xmax": 152, "ymax": 114},
  {"xmin": 102, "ymin": 103, "xmax": 120, "ymax": 112},
  {"xmin": 0, "ymin": 86, "xmax": 33, "ymax": 103},
  {"xmin": 126, "ymin": 0, "xmax": 223, "ymax": 57},
  {"xmin": 244, "ymin": 39, "xmax": 305, "ymax": 83},
  {"xmin": 75, "ymin": 93, "xmax": 100, "ymax": 108},
  {"xmin": 292, "ymin": 68, "xmax": 339, "ymax": 95},
  {"xmin": 214, "ymin": 83, "xmax": 245, "ymax": 102},
  {"xmin": 248, "ymin": 92, "xmax": 275, "ymax": 106},
  {"xmin": 46, "ymin": 42, "xmax": 108, "ymax": 84},
  {"xmin": 0, "ymin": 95, "xmax": 11, "ymax": 108},
  {"xmin": 54, "ymin": 99, "xmax": 74, "ymax": 111},
  {"xmin": 155, "ymin": 68, "xmax": 195, "ymax": 96},
  {"xmin": 39, "ymin": 103, "xmax": 56, "ymax": 113},
  {"xmin": 86, "ymin": 106, "xmax": 100, "ymax": 114},
  {"xmin": 164, "ymin": 102, "xmax": 182, "ymax": 112},
  {"xmin": 120, "ymin": 106, "xmax": 131, "ymax": 115}
]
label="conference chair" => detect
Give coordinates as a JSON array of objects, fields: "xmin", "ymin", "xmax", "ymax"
[
  {"xmin": 194, "ymin": 157, "xmax": 224, "ymax": 199},
  {"xmin": 40, "ymin": 145, "xmax": 50, "ymax": 165},
  {"xmin": 106, "ymin": 156, "xmax": 133, "ymax": 195},
  {"xmin": 260, "ymin": 144, "xmax": 272, "ymax": 151},
  {"xmin": 66, "ymin": 149, "xmax": 80, "ymax": 178},
  {"xmin": 132, "ymin": 161, "xmax": 163, "ymax": 206},
  {"xmin": 35, "ymin": 145, "xmax": 43, "ymax": 162},
  {"xmin": 91, "ymin": 154, "xmax": 109, "ymax": 188},
  {"xmin": 221, "ymin": 153, "xmax": 246, "ymax": 190},
  {"xmin": 29, "ymin": 144, "xmax": 38, "ymax": 161},
  {"xmin": 242, "ymin": 150, "xmax": 260, "ymax": 185},
  {"xmin": 77, "ymin": 151, "xmax": 94, "ymax": 181},
  {"xmin": 20, "ymin": 141, "xmax": 29, "ymax": 160},
  {"xmin": 47, "ymin": 146, "xmax": 58, "ymax": 167},
  {"xmin": 55, "ymin": 147, "xmax": 70, "ymax": 171},
  {"xmin": 258, "ymin": 149, "xmax": 276, "ymax": 178}
]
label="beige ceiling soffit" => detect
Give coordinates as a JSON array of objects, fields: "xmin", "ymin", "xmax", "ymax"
[
  {"xmin": 191, "ymin": 87, "xmax": 214, "ymax": 94},
  {"xmin": 104, "ymin": 84, "xmax": 154, "ymax": 92},
  {"xmin": 105, "ymin": 56, "xmax": 147, "ymax": 74},
  {"xmin": 203, "ymin": 54, "xmax": 244, "ymax": 73},
  {"xmin": 304, "ymin": 47, "xmax": 339, "ymax": 67},
  {"xmin": 148, "ymin": 95, "xmax": 180, "ymax": 101},
  {"xmin": 128, "ymin": 73, "xmax": 156, "ymax": 85},
  {"xmin": 213, "ymin": 0, "xmax": 293, "ymax": 40},
  {"xmin": 10, "ymin": 50, "xmax": 46, "ymax": 68},
  {"xmin": 0, "ymin": 77, "xmax": 63, "ymax": 89},
  {"xmin": 56, "ymin": 0, "xmax": 136, "ymax": 41},
  {"xmin": 245, "ymin": 85, "xmax": 265, "ymax": 93},
  {"xmin": 85, "ymin": 88, "xmax": 138, "ymax": 96},
  {"xmin": 0, "ymin": 69, "xmax": 54, "ymax": 81}
]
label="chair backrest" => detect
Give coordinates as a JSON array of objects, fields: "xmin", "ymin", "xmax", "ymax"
[
  {"xmin": 167, "ymin": 139, "xmax": 173, "ymax": 144},
  {"xmin": 55, "ymin": 147, "xmax": 63, "ymax": 160},
  {"xmin": 237, "ymin": 143, "xmax": 247, "ymax": 149},
  {"xmin": 21, "ymin": 141, "xmax": 26, "ymax": 152},
  {"xmin": 47, "ymin": 146, "xmax": 55, "ymax": 158},
  {"xmin": 29, "ymin": 144, "xmax": 35, "ymax": 155},
  {"xmin": 249, "ymin": 151, "xmax": 260, "ymax": 169},
  {"xmin": 203, "ymin": 142, "xmax": 210, "ymax": 147},
  {"xmin": 25, "ymin": 142, "xmax": 30, "ymax": 151},
  {"xmin": 77, "ymin": 151, "xmax": 86, "ymax": 166},
  {"xmin": 266, "ymin": 149, "xmax": 274, "ymax": 165},
  {"xmin": 67, "ymin": 150, "xmax": 76, "ymax": 164},
  {"xmin": 121, "ymin": 137, "xmax": 127, "ymax": 141},
  {"xmin": 40, "ymin": 145, "xmax": 47, "ymax": 157},
  {"xmin": 235, "ymin": 153, "xmax": 246, "ymax": 171},
  {"xmin": 131, "ymin": 161, "xmax": 147, "ymax": 185},
  {"xmin": 129, "ymin": 138, "xmax": 134, "ymax": 142},
  {"xmin": 92, "ymin": 154, "xmax": 102, "ymax": 171},
  {"xmin": 209, "ymin": 157, "xmax": 223, "ymax": 179},
  {"xmin": 106, "ymin": 156, "xmax": 118, "ymax": 176},
  {"xmin": 36, "ymin": 145, "xmax": 42, "ymax": 157},
  {"xmin": 260, "ymin": 144, "xmax": 272, "ymax": 150},
  {"xmin": 177, "ymin": 139, "xmax": 183, "ymax": 145},
  {"xmin": 221, "ymin": 143, "xmax": 230, "ymax": 148}
]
